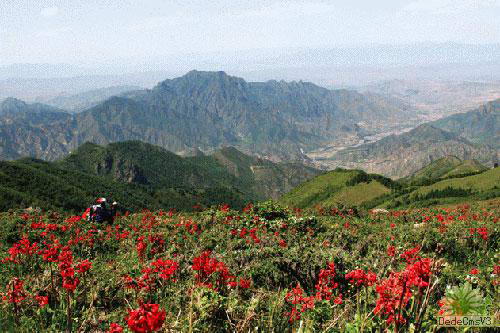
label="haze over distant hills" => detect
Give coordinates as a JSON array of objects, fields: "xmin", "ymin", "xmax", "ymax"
[
  {"xmin": 360, "ymin": 79, "xmax": 500, "ymax": 120},
  {"xmin": 43, "ymin": 85, "xmax": 143, "ymax": 113},
  {"xmin": 2, "ymin": 43, "xmax": 499, "ymax": 101}
]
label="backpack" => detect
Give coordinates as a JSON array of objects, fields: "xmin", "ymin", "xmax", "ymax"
[{"xmin": 90, "ymin": 204, "xmax": 106, "ymax": 222}]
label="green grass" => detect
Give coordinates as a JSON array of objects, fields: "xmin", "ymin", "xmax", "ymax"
[
  {"xmin": 442, "ymin": 159, "xmax": 488, "ymax": 178},
  {"xmin": 279, "ymin": 169, "xmax": 392, "ymax": 208},
  {"xmin": 410, "ymin": 156, "xmax": 462, "ymax": 181},
  {"xmin": 321, "ymin": 180, "xmax": 391, "ymax": 207},
  {"xmin": 279, "ymin": 162, "xmax": 499, "ymax": 210},
  {"xmin": 413, "ymin": 167, "xmax": 500, "ymax": 196}
]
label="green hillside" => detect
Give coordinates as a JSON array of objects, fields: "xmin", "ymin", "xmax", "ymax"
[
  {"xmin": 0, "ymin": 141, "xmax": 320, "ymax": 213},
  {"xmin": 413, "ymin": 167, "xmax": 500, "ymax": 195},
  {"xmin": 61, "ymin": 142, "xmax": 320, "ymax": 201},
  {"xmin": 384, "ymin": 167, "xmax": 500, "ymax": 209},
  {"xmin": 279, "ymin": 169, "xmax": 395, "ymax": 209},
  {"xmin": 405, "ymin": 156, "xmax": 488, "ymax": 184},
  {"xmin": 327, "ymin": 124, "xmax": 497, "ymax": 179},
  {"xmin": 409, "ymin": 156, "xmax": 462, "ymax": 180},
  {"xmin": 60, "ymin": 141, "xmax": 235, "ymax": 190},
  {"xmin": 442, "ymin": 159, "xmax": 488, "ymax": 177},
  {"xmin": 279, "ymin": 160, "xmax": 499, "ymax": 210},
  {"xmin": 0, "ymin": 158, "xmax": 246, "ymax": 213}
]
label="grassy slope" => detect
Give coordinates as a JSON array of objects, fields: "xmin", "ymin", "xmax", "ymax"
[
  {"xmin": 279, "ymin": 162, "xmax": 499, "ymax": 210},
  {"xmin": 378, "ymin": 167, "xmax": 500, "ymax": 209},
  {"xmin": 442, "ymin": 159, "xmax": 488, "ymax": 178},
  {"xmin": 279, "ymin": 169, "xmax": 391, "ymax": 208},
  {"xmin": 409, "ymin": 156, "xmax": 462, "ymax": 180},
  {"xmin": 413, "ymin": 167, "xmax": 500, "ymax": 195},
  {"xmin": 321, "ymin": 180, "xmax": 391, "ymax": 207}
]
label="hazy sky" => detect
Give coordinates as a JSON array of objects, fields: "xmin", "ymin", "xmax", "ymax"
[{"xmin": 1, "ymin": 0, "xmax": 500, "ymax": 66}]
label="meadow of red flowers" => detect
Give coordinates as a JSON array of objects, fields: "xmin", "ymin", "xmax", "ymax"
[{"xmin": 0, "ymin": 202, "xmax": 497, "ymax": 332}]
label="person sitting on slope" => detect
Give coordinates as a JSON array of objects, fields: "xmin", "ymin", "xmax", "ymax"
[{"xmin": 83, "ymin": 197, "xmax": 108, "ymax": 223}]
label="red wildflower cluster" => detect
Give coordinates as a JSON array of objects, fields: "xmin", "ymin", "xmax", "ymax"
[
  {"xmin": 38, "ymin": 239, "xmax": 62, "ymax": 262},
  {"xmin": 76, "ymin": 259, "xmax": 93, "ymax": 274},
  {"xmin": 285, "ymin": 284, "xmax": 316, "ymax": 322},
  {"xmin": 2, "ymin": 238, "xmax": 39, "ymax": 264},
  {"xmin": 387, "ymin": 245, "xmax": 396, "ymax": 257},
  {"xmin": 469, "ymin": 227, "xmax": 488, "ymax": 240},
  {"xmin": 57, "ymin": 246, "xmax": 91, "ymax": 292},
  {"xmin": 174, "ymin": 220, "xmax": 201, "ymax": 235},
  {"xmin": 150, "ymin": 258, "xmax": 179, "ymax": 280},
  {"xmin": 191, "ymin": 251, "xmax": 250, "ymax": 290},
  {"xmin": 108, "ymin": 323, "xmax": 124, "ymax": 333},
  {"xmin": 124, "ymin": 258, "xmax": 178, "ymax": 291},
  {"xmin": 345, "ymin": 269, "xmax": 377, "ymax": 287},
  {"xmin": 315, "ymin": 262, "xmax": 338, "ymax": 300},
  {"xmin": 136, "ymin": 236, "xmax": 147, "ymax": 260},
  {"xmin": 35, "ymin": 295, "xmax": 49, "ymax": 307},
  {"xmin": 126, "ymin": 303, "xmax": 166, "ymax": 332},
  {"xmin": 65, "ymin": 216, "xmax": 82, "ymax": 224},
  {"xmin": 231, "ymin": 227, "xmax": 261, "ymax": 244},
  {"xmin": 400, "ymin": 246, "xmax": 420, "ymax": 263},
  {"xmin": 374, "ymin": 257, "xmax": 432, "ymax": 324},
  {"xmin": 7, "ymin": 278, "xmax": 27, "ymax": 304},
  {"xmin": 284, "ymin": 262, "xmax": 344, "ymax": 322},
  {"xmin": 242, "ymin": 203, "xmax": 253, "ymax": 213}
]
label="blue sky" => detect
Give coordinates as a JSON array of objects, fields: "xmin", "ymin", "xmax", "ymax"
[{"xmin": 1, "ymin": 0, "xmax": 499, "ymax": 66}]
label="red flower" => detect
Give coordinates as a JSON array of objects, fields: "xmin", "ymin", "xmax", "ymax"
[
  {"xmin": 150, "ymin": 258, "xmax": 179, "ymax": 280},
  {"xmin": 65, "ymin": 216, "xmax": 82, "ymax": 223},
  {"xmin": 470, "ymin": 268, "xmax": 479, "ymax": 275},
  {"xmin": 238, "ymin": 278, "xmax": 251, "ymax": 289},
  {"xmin": 76, "ymin": 259, "xmax": 92, "ymax": 274},
  {"xmin": 62, "ymin": 276, "xmax": 80, "ymax": 292},
  {"xmin": 345, "ymin": 269, "xmax": 377, "ymax": 287},
  {"xmin": 7, "ymin": 278, "xmax": 26, "ymax": 304},
  {"xmin": 315, "ymin": 262, "xmax": 338, "ymax": 300},
  {"xmin": 126, "ymin": 303, "xmax": 166, "ymax": 332},
  {"xmin": 387, "ymin": 245, "xmax": 396, "ymax": 257},
  {"xmin": 136, "ymin": 236, "xmax": 147, "ymax": 259},
  {"xmin": 108, "ymin": 323, "xmax": 124, "ymax": 333},
  {"xmin": 35, "ymin": 295, "xmax": 49, "ymax": 307},
  {"xmin": 334, "ymin": 294, "xmax": 343, "ymax": 304}
]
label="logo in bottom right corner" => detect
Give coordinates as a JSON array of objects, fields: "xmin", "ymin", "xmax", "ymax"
[{"xmin": 437, "ymin": 282, "xmax": 497, "ymax": 327}]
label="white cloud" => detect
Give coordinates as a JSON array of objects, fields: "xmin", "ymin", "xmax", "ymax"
[{"xmin": 40, "ymin": 6, "xmax": 59, "ymax": 18}]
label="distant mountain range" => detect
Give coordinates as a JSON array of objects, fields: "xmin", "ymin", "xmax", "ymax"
[
  {"xmin": 431, "ymin": 99, "xmax": 499, "ymax": 149},
  {"xmin": 0, "ymin": 70, "xmax": 416, "ymax": 162},
  {"xmin": 320, "ymin": 99, "xmax": 499, "ymax": 178},
  {"xmin": 42, "ymin": 85, "xmax": 142, "ymax": 113},
  {"xmin": 324, "ymin": 123, "xmax": 497, "ymax": 179},
  {"xmin": 0, "ymin": 141, "xmax": 320, "ymax": 212}
]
